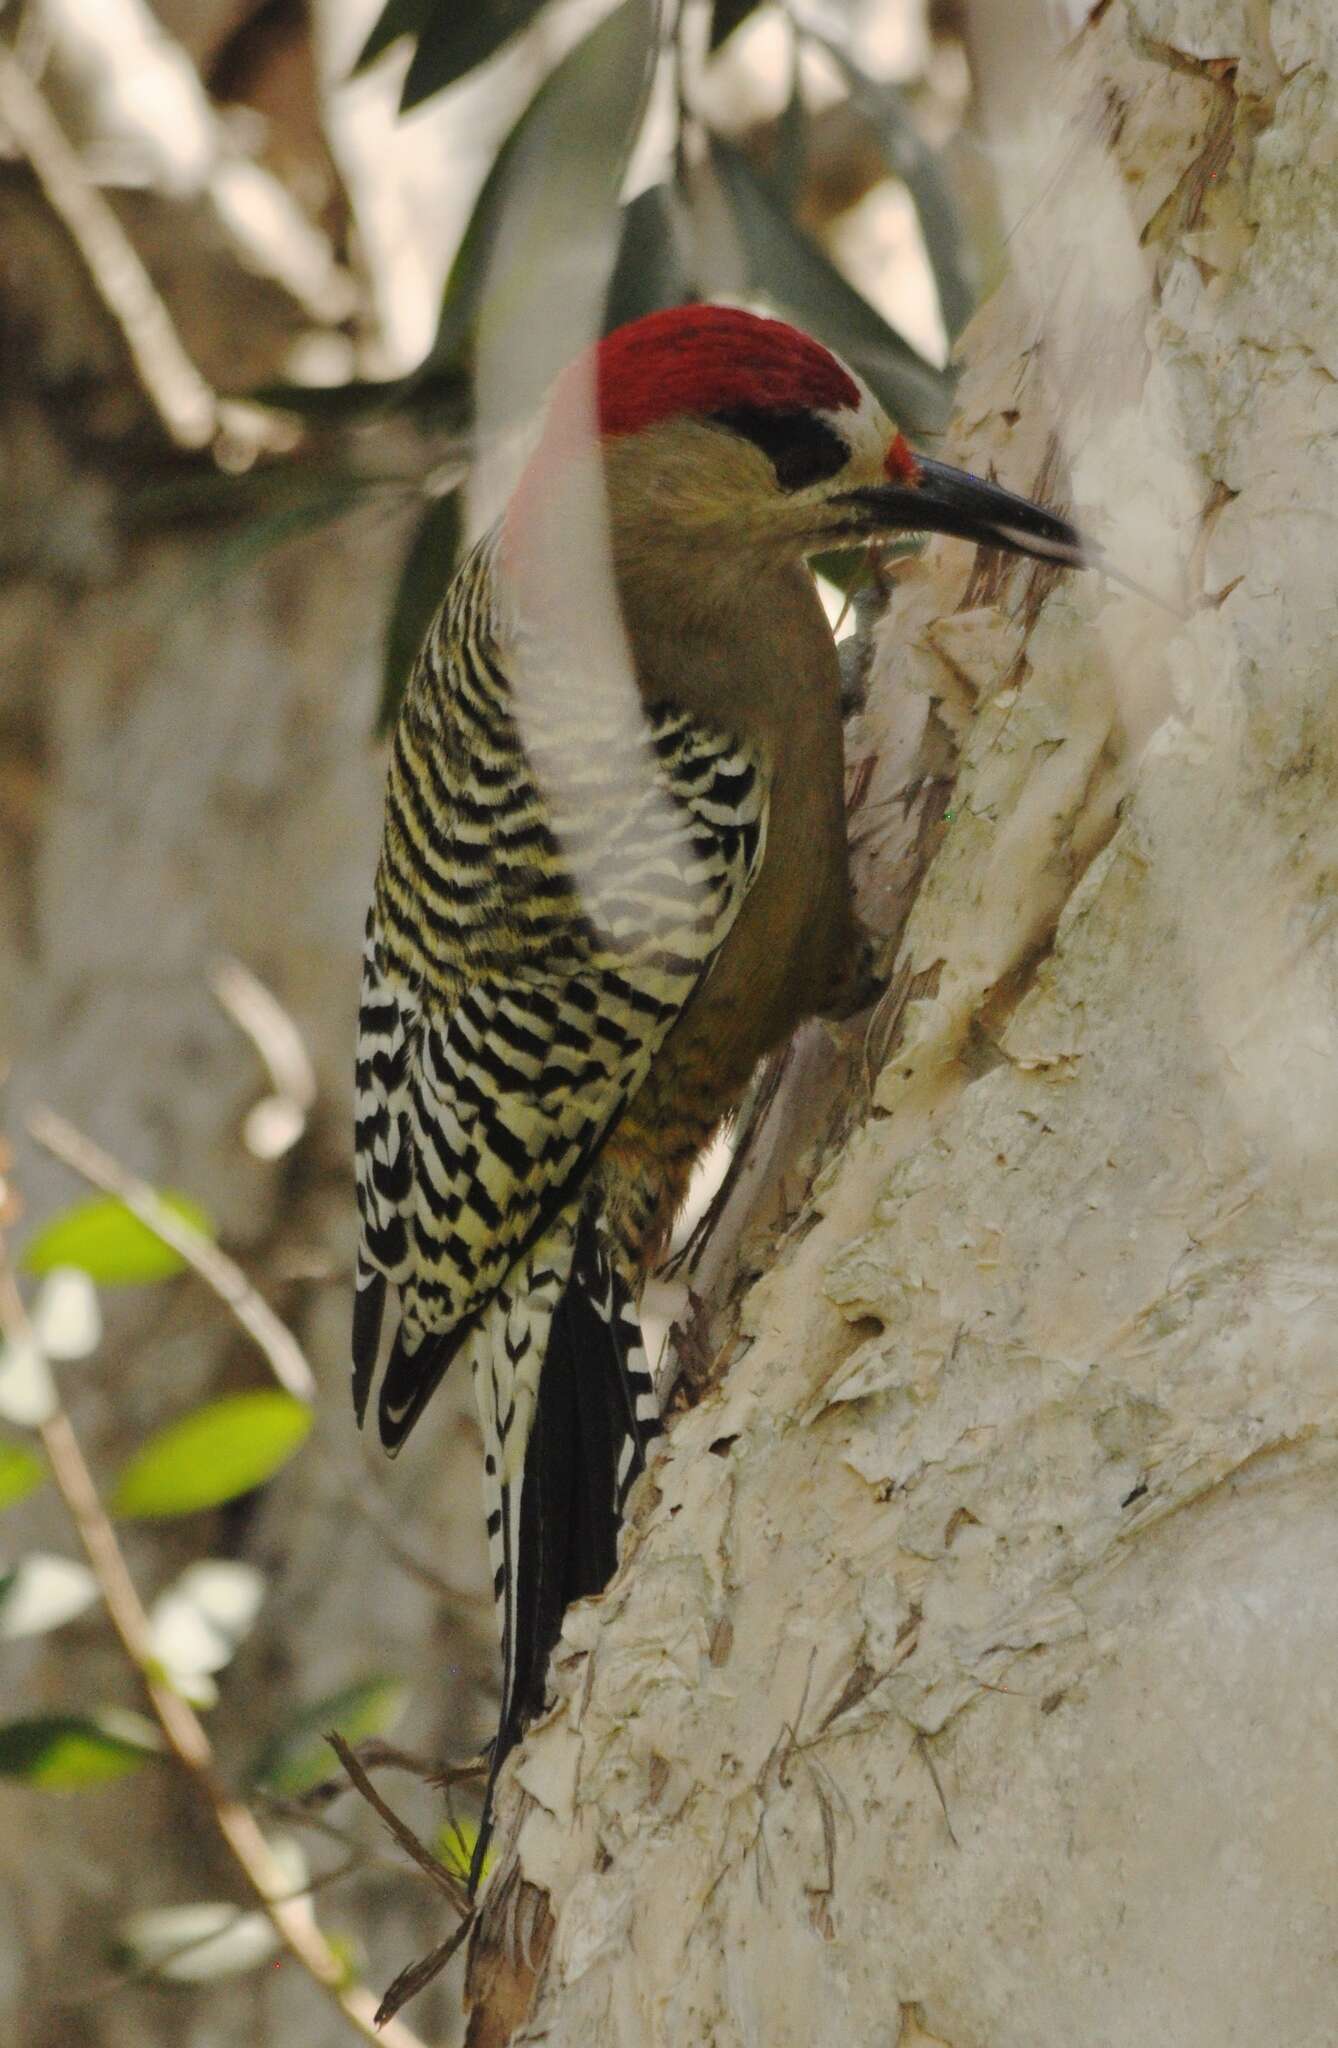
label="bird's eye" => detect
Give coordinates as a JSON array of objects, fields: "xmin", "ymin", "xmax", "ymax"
[{"xmin": 712, "ymin": 406, "xmax": 850, "ymax": 491}]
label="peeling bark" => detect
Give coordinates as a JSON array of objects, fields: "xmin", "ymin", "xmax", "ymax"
[{"xmin": 468, "ymin": 5, "xmax": 1338, "ymax": 2041}]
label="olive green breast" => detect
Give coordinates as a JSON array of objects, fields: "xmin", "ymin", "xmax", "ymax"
[{"xmin": 620, "ymin": 559, "xmax": 858, "ymax": 1133}]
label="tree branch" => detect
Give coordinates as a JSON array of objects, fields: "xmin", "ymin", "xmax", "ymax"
[
  {"xmin": 0, "ymin": 44, "xmax": 295, "ymax": 465},
  {"xmin": 326, "ymin": 1733, "xmax": 473, "ymax": 2025},
  {"xmin": 27, "ymin": 1104, "xmax": 316, "ymax": 1402},
  {"xmin": 326, "ymin": 1732, "xmax": 470, "ymax": 1908}
]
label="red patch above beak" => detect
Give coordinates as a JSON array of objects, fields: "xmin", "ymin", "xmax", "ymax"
[{"xmin": 884, "ymin": 433, "xmax": 921, "ymax": 485}]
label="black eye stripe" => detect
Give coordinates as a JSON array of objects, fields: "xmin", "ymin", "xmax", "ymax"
[{"xmin": 711, "ymin": 406, "xmax": 850, "ymax": 491}]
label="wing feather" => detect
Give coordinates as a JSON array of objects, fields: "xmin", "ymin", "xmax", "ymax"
[{"xmin": 353, "ymin": 537, "xmax": 768, "ymax": 1447}]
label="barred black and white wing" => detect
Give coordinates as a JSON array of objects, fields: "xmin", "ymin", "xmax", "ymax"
[
  {"xmin": 354, "ymin": 537, "xmax": 768, "ymax": 1878},
  {"xmin": 354, "ymin": 533, "xmax": 768, "ymax": 1450}
]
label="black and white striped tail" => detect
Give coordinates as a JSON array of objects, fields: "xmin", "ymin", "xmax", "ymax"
[{"xmin": 470, "ymin": 1202, "xmax": 660, "ymax": 1891}]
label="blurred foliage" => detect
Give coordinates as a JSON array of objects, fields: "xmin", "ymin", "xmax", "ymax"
[
  {"xmin": 110, "ymin": 1390, "xmax": 312, "ymax": 1518},
  {"xmin": 148, "ymin": 1559, "xmax": 267, "ymax": 1705},
  {"xmin": 0, "ymin": 1553, "xmax": 99, "ymax": 1639},
  {"xmin": 0, "ymin": 1437, "xmax": 44, "ymax": 1511},
  {"xmin": 438, "ymin": 1813, "xmax": 491, "ymax": 1884},
  {"xmin": 0, "ymin": 1169, "xmax": 422, "ymax": 2002},
  {"xmin": 110, "ymin": 1841, "xmax": 310, "ymax": 1986},
  {"xmin": 0, "ymin": 1710, "xmax": 162, "ymax": 1789},
  {"xmin": 249, "ymin": 1674, "xmax": 408, "ymax": 1795},
  {"xmin": 709, "ymin": 0, "xmax": 768, "ymax": 51},
  {"xmin": 811, "ymin": 30, "xmax": 974, "ymax": 343},
  {"xmin": 432, "ymin": 0, "xmax": 658, "ymax": 417},
  {"xmin": 257, "ymin": 0, "xmax": 972, "ymax": 730},
  {"xmin": 709, "ymin": 137, "xmax": 950, "ymax": 429},
  {"xmin": 22, "ymin": 1193, "xmax": 213, "ymax": 1286},
  {"xmin": 114, "ymin": 1899, "xmax": 282, "ymax": 1986},
  {"xmin": 357, "ymin": 0, "xmax": 555, "ymax": 110}
]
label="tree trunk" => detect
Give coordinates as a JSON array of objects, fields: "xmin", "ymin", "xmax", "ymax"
[{"xmin": 467, "ymin": 5, "xmax": 1338, "ymax": 2042}]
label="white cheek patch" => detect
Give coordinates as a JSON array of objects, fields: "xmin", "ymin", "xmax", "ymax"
[{"xmin": 826, "ymin": 389, "xmax": 899, "ymax": 483}]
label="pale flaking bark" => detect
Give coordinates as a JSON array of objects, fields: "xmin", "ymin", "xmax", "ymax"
[{"xmin": 468, "ymin": 4, "xmax": 1338, "ymax": 2042}]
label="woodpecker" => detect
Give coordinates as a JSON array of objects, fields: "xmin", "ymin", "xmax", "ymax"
[{"xmin": 353, "ymin": 304, "xmax": 1095, "ymax": 1880}]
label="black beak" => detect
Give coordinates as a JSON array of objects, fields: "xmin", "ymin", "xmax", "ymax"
[{"xmin": 838, "ymin": 455, "xmax": 1093, "ymax": 570}]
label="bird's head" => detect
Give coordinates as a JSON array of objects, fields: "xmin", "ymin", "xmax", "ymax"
[{"xmin": 509, "ymin": 304, "xmax": 1093, "ymax": 597}]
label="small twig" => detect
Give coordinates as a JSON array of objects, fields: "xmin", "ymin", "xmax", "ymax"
[
  {"xmin": 27, "ymin": 1104, "xmax": 315, "ymax": 1401},
  {"xmin": 210, "ymin": 956, "xmax": 317, "ymax": 1163},
  {"xmin": 375, "ymin": 1920, "xmax": 473, "ymax": 2030},
  {"xmin": 32, "ymin": 1089, "xmax": 487, "ymax": 1608},
  {"xmin": 296, "ymin": 1738, "xmax": 486, "ymax": 1810},
  {"xmin": 326, "ymin": 1733, "xmax": 470, "ymax": 1913},
  {"xmin": 402, "ymin": 1743, "xmax": 486, "ymax": 1789},
  {"xmin": 0, "ymin": 45, "xmax": 295, "ymax": 465},
  {"xmin": 0, "ymin": 1233, "xmax": 433, "ymax": 2048},
  {"xmin": 325, "ymin": 1735, "xmax": 476, "ymax": 2020},
  {"xmin": 255, "ymin": 1789, "xmax": 432, "ymax": 1866}
]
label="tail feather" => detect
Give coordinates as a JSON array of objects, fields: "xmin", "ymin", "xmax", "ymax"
[
  {"xmin": 377, "ymin": 1319, "xmax": 471, "ymax": 1454},
  {"xmin": 579, "ymin": 1231, "xmax": 661, "ymax": 1502},
  {"xmin": 351, "ymin": 1261, "xmax": 386, "ymax": 1427},
  {"xmin": 469, "ymin": 1203, "xmax": 659, "ymax": 1891}
]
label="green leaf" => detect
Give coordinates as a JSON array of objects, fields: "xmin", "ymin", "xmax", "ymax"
[
  {"xmin": 437, "ymin": 1814, "xmax": 492, "ymax": 1883},
  {"xmin": 0, "ymin": 1711, "xmax": 161, "ymax": 1789},
  {"xmin": 322, "ymin": 1931, "xmax": 363, "ymax": 1991},
  {"xmin": 811, "ymin": 35, "xmax": 974, "ymax": 342},
  {"xmin": 376, "ymin": 490, "xmax": 463, "ymax": 738},
  {"xmin": 402, "ymin": 0, "xmax": 554, "ymax": 110},
  {"xmin": 22, "ymin": 1194, "xmax": 214, "ymax": 1287},
  {"xmin": 0, "ymin": 1438, "xmax": 44, "ymax": 1512},
  {"xmin": 427, "ymin": 0, "xmax": 658, "ymax": 399},
  {"xmin": 604, "ymin": 184, "xmax": 693, "ymax": 334},
  {"xmin": 709, "ymin": 0, "xmax": 764, "ymax": 51},
  {"xmin": 250, "ymin": 1676, "xmax": 407, "ymax": 1796},
  {"xmin": 709, "ymin": 137, "xmax": 954, "ymax": 434},
  {"xmin": 110, "ymin": 1392, "xmax": 312, "ymax": 1519},
  {"xmin": 354, "ymin": 0, "xmax": 554, "ymax": 104}
]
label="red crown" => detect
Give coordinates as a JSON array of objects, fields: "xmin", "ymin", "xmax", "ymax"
[
  {"xmin": 586, "ymin": 305, "xmax": 862, "ymax": 437},
  {"xmin": 506, "ymin": 308, "xmax": 867, "ymax": 552}
]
